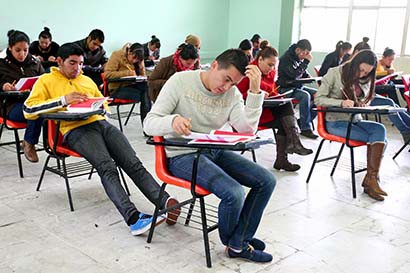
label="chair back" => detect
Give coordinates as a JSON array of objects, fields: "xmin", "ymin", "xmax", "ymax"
[
  {"xmin": 316, "ymin": 106, "xmax": 365, "ymax": 147},
  {"xmin": 153, "ymin": 136, "xmax": 210, "ymax": 195},
  {"xmin": 47, "ymin": 120, "xmax": 82, "ymax": 157},
  {"xmin": 401, "ymin": 74, "xmax": 410, "ymax": 92}
]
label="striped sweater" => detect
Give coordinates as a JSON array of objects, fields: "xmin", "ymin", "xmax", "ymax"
[{"xmin": 24, "ymin": 67, "xmax": 108, "ymax": 135}]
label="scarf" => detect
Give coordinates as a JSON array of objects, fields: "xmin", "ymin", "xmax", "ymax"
[{"xmin": 173, "ymin": 50, "xmax": 195, "ymax": 72}]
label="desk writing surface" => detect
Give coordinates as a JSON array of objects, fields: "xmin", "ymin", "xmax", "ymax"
[
  {"xmin": 287, "ymin": 77, "xmax": 322, "ymax": 85},
  {"xmin": 0, "ymin": 90, "xmax": 31, "ymax": 98},
  {"xmin": 146, "ymin": 137, "xmax": 273, "ymax": 151},
  {"xmin": 317, "ymin": 106, "xmax": 407, "ymax": 115},
  {"xmin": 40, "ymin": 109, "xmax": 105, "ymax": 121},
  {"xmin": 263, "ymin": 98, "xmax": 293, "ymax": 107}
]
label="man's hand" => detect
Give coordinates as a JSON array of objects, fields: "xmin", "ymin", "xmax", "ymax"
[
  {"xmin": 305, "ymin": 52, "xmax": 313, "ymax": 62},
  {"xmin": 48, "ymin": 56, "xmax": 56, "ymax": 62},
  {"xmin": 342, "ymin": 99, "xmax": 354, "ymax": 108},
  {"xmin": 245, "ymin": 65, "xmax": 261, "ymax": 94},
  {"xmin": 2, "ymin": 82, "xmax": 16, "ymax": 91},
  {"xmin": 172, "ymin": 116, "xmax": 192, "ymax": 136},
  {"xmin": 65, "ymin": 92, "xmax": 89, "ymax": 105}
]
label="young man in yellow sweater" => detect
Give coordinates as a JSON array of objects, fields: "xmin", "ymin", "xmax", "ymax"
[{"xmin": 24, "ymin": 43, "xmax": 179, "ymax": 236}]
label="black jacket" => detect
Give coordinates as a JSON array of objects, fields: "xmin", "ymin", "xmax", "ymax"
[
  {"xmin": 73, "ymin": 38, "xmax": 108, "ymax": 67},
  {"xmin": 318, "ymin": 51, "xmax": 340, "ymax": 77},
  {"xmin": 0, "ymin": 49, "xmax": 44, "ymax": 114},
  {"xmin": 29, "ymin": 41, "xmax": 60, "ymax": 69},
  {"xmin": 276, "ymin": 44, "xmax": 310, "ymax": 89}
]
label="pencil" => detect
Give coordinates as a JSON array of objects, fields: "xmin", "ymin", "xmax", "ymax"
[
  {"xmin": 126, "ymin": 64, "xmax": 133, "ymax": 71},
  {"xmin": 340, "ymin": 88, "xmax": 349, "ymax": 99},
  {"xmin": 11, "ymin": 80, "xmax": 16, "ymax": 86}
]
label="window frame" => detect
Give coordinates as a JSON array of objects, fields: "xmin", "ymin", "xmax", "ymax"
[{"xmin": 298, "ymin": 0, "xmax": 410, "ymax": 56}]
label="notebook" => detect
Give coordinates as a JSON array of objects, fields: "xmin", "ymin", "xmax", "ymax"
[
  {"xmin": 66, "ymin": 97, "xmax": 108, "ymax": 113},
  {"xmin": 184, "ymin": 130, "xmax": 256, "ymax": 145},
  {"xmin": 14, "ymin": 76, "xmax": 40, "ymax": 91}
]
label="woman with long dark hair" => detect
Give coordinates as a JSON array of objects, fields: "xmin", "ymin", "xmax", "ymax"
[
  {"xmin": 315, "ymin": 50, "xmax": 388, "ymax": 201},
  {"xmin": 318, "ymin": 40, "xmax": 352, "ymax": 76}
]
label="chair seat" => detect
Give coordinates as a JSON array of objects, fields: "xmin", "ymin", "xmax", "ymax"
[
  {"xmin": 55, "ymin": 145, "xmax": 82, "ymax": 157},
  {"xmin": 318, "ymin": 130, "xmax": 366, "ymax": 147},
  {"xmin": 0, "ymin": 117, "xmax": 27, "ymax": 129},
  {"xmin": 157, "ymin": 169, "xmax": 211, "ymax": 196}
]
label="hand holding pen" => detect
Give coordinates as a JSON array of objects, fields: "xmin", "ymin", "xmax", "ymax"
[
  {"xmin": 2, "ymin": 80, "xmax": 17, "ymax": 91},
  {"xmin": 340, "ymin": 88, "xmax": 354, "ymax": 108}
]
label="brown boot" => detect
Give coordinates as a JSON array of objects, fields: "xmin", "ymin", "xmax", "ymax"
[
  {"xmin": 273, "ymin": 135, "xmax": 300, "ymax": 172},
  {"xmin": 362, "ymin": 143, "xmax": 386, "ymax": 200},
  {"xmin": 22, "ymin": 140, "xmax": 39, "ymax": 163},
  {"xmin": 280, "ymin": 116, "xmax": 313, "ymax": 156}
]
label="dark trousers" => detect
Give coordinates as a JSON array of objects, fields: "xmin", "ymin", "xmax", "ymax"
[
  {"xmin": 260, "ymin": 102, "xmax": 295, "ymax": 135},
  {"xmin": 7, "ymin": 102, "xmax": 42, "ymax": 145},
  {"xmin": 111, "ymin": 82, "xmax": 152, "ymax": 124},
  {"xmin": 375, "ymin": 83, "xmax": 401, "ymax": 106},
  {"xmin": 66, "ymin": 120, "xmax": 169, "ymax": 225}
]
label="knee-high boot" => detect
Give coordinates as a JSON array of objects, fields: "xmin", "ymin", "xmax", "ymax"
[
  {"xmin": 273, "ymin": 134, "xmax": 301, "ymax": 172},
  {"xmin": 280, "ymin": 115, "xmax": 313, "ymax": 155},
  {"xmin": 362, "ymin": 143, "xmax": 387, "ymax": 201}
]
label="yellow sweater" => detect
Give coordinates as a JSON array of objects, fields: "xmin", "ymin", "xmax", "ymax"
[
  {"xmin": 376, "ymin": 59, "xmax": 395, "ymax": 77},
  {"xmin": 24, "ymin": 67, "xmax": 108, "ymax": 135}
]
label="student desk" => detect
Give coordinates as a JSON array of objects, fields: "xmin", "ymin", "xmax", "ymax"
[
  {"xmin": 316, "ymin": 106, "xmax": 407, "ymax": 147},
  {"xmin": 286, "ymin": 76, "xmax": 322, "ymax": 86},
  {"xmin": 146, "ymin": 137, "xmax": 273, "ymax": 197}
]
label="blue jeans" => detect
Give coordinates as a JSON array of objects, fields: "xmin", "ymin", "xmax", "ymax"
[
  {"xmin": 326, "ymin": 120, "xmax": 387, "ymax": 144},
  {"xmin": 281, "ymin": 86, "xmax": 317, "ymax": 130},
  {"xmin": 7, "ymin": 102, "xmax": 42, "ymax": 145},
  {"xmin": 66, "ymin": 120, "xmax": 169, "ymax": 225},
  {"xmin": 371, "ymin": 95, "xmax": 410, "ymax": 134},
  {"xmin": 168, "ymin": 150, "xmax": 276, "ymax": 250}
]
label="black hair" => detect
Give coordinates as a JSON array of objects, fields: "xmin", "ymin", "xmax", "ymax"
[
  {"xmin": 383, "ymin": 47, "xmax": 395, "ymax": 58},
  {"xmin": 88, "ymin": 29, "xmax": 105, "ymax": 43},
  {"xmin": 7, "ymin": 29, "xmax": 30, "ymax": 47},
  {"xmin": 342, "ymin": 49, "xmax": 377, "ymax": 104},
  {"xmin": 239, "ymin": 39, "xmax": 252, "ymax": 50},
  {"xmin": 57, "ymin": 42, "xmax": 84, "ymax": 61},
  {"xmin": 39, "ymin": 27, "xmax": 52, "ymax": 40},
  {"xmin": 250, "ymin": 34, "xmax": 261, "ymax": 43},
  {"xmin": 149, "ymin": 35, "xmax": 161, "ymax": 49},
  {"xmin": 178, "ymin": 43, "xmax": 199, "ymax": 60},
  {"xmin": 296, "ymin": 39, "xmax": 312, "ymax": 51},
  {"xmin": 215, "ymin": 48, "xmax": 249, "ymax": 75},
  {"xmin": 256, "ymin": 45, "xmax": 278, "ymax": 60},
  {"xmin": 335, "ymin": 40, "xmax": 352, "ymax": 56},
  {"xmin": 353, "ymin": 37, "xmax": 371, "ymax": 54},
  {"xmin": 128, "ymin": 43, "xmax": 144, "ymax": 61}
]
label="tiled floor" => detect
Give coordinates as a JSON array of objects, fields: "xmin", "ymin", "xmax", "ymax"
[{"xmin": 1, "ymin": 108, "xmax": 409, "ymax": 273}]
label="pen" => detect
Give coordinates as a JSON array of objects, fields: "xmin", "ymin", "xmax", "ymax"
[{"xmin": 11, "ymin": 80, "xmax": 16, "ymax": 86}]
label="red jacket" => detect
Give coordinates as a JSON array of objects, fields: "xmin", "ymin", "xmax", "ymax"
[{"xmin": 237, "ymin": 60, "xmax": 278, "ymax": 125}]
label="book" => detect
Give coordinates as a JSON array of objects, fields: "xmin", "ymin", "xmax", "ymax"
[
  {"xmin": 267, "ymin": 89, "xmax": 293, "ymax": 99},
  {"xmin": 120, "ymin": 75, "xmax": 148, "ymax": 81},
  {"xmin": 66, "ymin": 97, "xmax": 108, "ymax": 113},
  {"xmin": 183, "ymin": 130, "xmax": 256, "ymax": 145},
  {"xmin": 14, "ymin": 76, "xmax": 40, "ymax": 91},
  {"xmin": 375, "ymin": 72, "xmax": 402, "ymax": 85}
]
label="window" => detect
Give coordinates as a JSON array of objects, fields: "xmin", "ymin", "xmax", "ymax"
[{"xmin": 299, "ymin": 0, "xmax": 410, "ymax": 55}]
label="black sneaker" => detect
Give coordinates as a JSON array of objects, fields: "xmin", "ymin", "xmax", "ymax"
[
  {"xmin": 300, "ymin": 129, "xmax": 319, "ymax": 139},
  {"xmin": 226, "ymin": 245, "xmax": 272, "ymax": 263}
]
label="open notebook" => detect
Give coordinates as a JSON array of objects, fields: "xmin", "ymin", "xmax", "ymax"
[
  {"xmin": 14, "ymin": 76, "xmax": 40, "ymax": 91},
  {"xmin": 183, "ymin": 130, "xmax": 257, "ymax": 145},
  {"xmin": 66, "ymin": 97, "xmax": 108, "ymax": 113}
]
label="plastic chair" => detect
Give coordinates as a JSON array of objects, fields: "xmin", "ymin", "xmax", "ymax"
[
  {"xmin": 146, "ymin": 136, "xmax": 218, "ymax": 268},
  {"xmin": 101, "ymin": 73, "xmax": 139, "ymax": 132},
  {"xmin": 393, "ymin": 74, "xmax": 410, "ymax": 159},
  {"xmin": 0, "ymin": 95, "xmax": 28, "ymax": 178},
  {"xmin": 306, "ymin": 106, "xmax": 367, "ymax": 198},
  {"xmin": 37, "ymin": 120, "xmax": 130, "ymax": 211}
]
